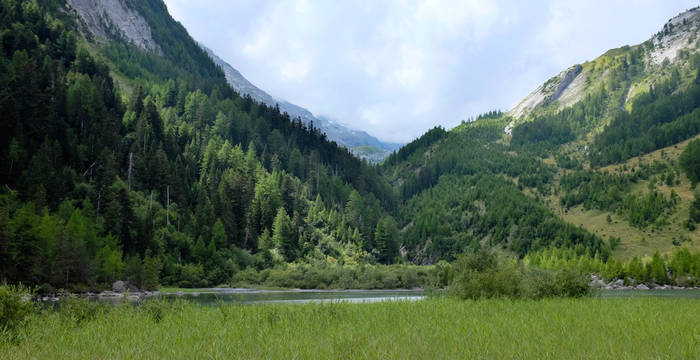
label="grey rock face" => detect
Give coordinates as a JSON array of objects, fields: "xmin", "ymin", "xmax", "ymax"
[{"xmin": 67, "ymin": 0, "xmax": 162, "ymax": 53}]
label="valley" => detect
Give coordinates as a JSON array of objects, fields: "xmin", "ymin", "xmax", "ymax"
[{"xmin": 0, "ymin": 1, "xmax": 699, "ymax": 357}]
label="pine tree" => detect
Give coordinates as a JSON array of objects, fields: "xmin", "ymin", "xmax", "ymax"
[{"xmin": 272, "ymin": 207, "xmax": 297, "ymax": 262}]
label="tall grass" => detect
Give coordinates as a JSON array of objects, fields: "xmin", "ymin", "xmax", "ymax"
[{"xmin": 1, "ymin": 297, "xmax": 698, "ymax": 359}]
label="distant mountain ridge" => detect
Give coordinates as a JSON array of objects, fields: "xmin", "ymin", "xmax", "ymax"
[{"xmin": 201, "ymin": 45, "xmax": 401, "ymax": 162}]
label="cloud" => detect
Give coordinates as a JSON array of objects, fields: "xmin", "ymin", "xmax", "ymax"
[{"xmin": 163, "ymin": 0, "xmax": 697, "ymax": 143}]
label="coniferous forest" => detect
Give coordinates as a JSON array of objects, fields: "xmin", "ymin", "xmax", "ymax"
[{"xmin": 0, "ymin": 0, "xmax": 399, "ymax": 291}]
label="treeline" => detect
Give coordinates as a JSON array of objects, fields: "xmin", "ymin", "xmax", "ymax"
[
  {"xmin": 0, "ymin": 0, "xmax": 399, "ymax": 291},
  {"xmin": 525, "ymin": 247, "xmax": 700, "ymax": 286}
]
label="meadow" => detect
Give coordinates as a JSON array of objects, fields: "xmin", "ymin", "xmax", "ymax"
[{"xmin": 1, "ymin": 297, "xmax": 698, "ymax": 359}]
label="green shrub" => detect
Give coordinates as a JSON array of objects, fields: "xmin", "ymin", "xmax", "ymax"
[
  {"xmin": 520, "ymin": 268, "xmax": 559, "ymax": 299},
  {"xmin": 450, "ymin": 250, "xmax": 592, "ymax": 299},
  {"xmin": 450, "ymin": 250, "xmax": 522, "ymax": 299},
  {"xmin": 554, "ymin": 267, "xmax": 591, "ymax": 298},
  {"xmin": 0, "ymin": 284, "xmax": 36, "ymax": 340}
]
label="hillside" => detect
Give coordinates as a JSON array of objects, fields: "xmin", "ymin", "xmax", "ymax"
[
  {"xmin": 383, "ymin": 7, "xmax": 700, "ymax": 263},
  {"xmin": 2, "ymin": 1, "xmax": 699, "ymax": 293},
  {"xmin": 0, "ymin": 0, "xmax": 398, "ymax": 290},
  {"xmin": 200, "ymin": 45, "xmax": 401, "ymax": 163}
]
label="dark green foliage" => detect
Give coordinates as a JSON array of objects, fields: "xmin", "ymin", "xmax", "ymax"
[
  {"xmin": 383, "ymin": 126, "xmax": 447, "ymax": 166},
  {"xmin": 374, "ymin": 216, "xmax": 399, "ymax": 264},
  {"xmin": 511, "ymin": 115, "xmax": 574, "ymax": 149},
  {"xmin": 622, "ymin": 191, "xmax": 676, "ymax": 228},
  {"xmin": 680, "ymin": 139, "xmax": 700, "ymax": 186},
  {"xmin": 401, "ymin": 174, "xmax": 609, "ymax": 262},
  {"xmin": 560, "ymin": 162, "xmax": 677, "ymax": 228},
  {"xmin": 0, "ymin": 0, "xmax": 400, "ymax": 290},
  {"xmin": 394, "ymin": 122, "xmax": 555, "ymax": 201}
]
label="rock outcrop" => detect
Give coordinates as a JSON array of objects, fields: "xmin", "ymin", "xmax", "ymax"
[{"xmin": 67, "ymin": 0, "xmax": 162, "ymax": 53}]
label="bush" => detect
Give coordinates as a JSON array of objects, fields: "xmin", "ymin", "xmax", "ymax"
[
  {"xmin": 449, "ymin": 250, "xmax": 592, "ymax": 300},
  {"xmin": 0, "ymin": 284, "xmax": 36, "ymax": 340},
  {"xmin": 520, "ymin": 268, "xmax": 559, "ymax": 299},
  {"xmin": 450, "ymin": 250, "xmax": 522, "ymax": 299},
  {"xmin": 554, "ymin": 267, "xmax": 591, "ymax": 298}
]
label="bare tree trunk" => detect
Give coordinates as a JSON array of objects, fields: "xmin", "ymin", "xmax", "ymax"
[
  {"xmin": 127, "ymin": 152, "xmax": 134, "ymax": 190},
  {"xmin": 166, "ymin": 185, "xmax": 170, "ymax": 226}
]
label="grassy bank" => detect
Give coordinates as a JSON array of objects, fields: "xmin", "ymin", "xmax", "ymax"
[{"xmin": 2, "ymin": 297, "xmax": 698, "ymax": 359}]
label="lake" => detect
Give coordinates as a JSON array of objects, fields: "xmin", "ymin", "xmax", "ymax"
[{"xmin": 159, "ymin": 289, "xmax": 428, "ymax": 305}]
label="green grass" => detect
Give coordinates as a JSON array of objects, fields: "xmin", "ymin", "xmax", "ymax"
[{"xmin": 2, "ymin": 297, "xmax": 698, "ymax": 359}]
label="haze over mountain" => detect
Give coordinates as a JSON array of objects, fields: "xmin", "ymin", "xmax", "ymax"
[{"xmin": 201, "ymin": 45, "xmax": 401, "ymax": 163}]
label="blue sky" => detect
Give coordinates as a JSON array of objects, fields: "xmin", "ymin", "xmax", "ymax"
[{"xmin": 163, "ymin": 0, "xmax": 698, "ymax": 143}]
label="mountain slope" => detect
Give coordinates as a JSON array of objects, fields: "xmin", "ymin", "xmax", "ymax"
[
  {"xmin": 0, "ymin": 0, "xmax": 398, "ymax": 290},
  {"xmin": 201, "ymin": 45, "xmax": 401, "ymax": 162},
  {"xmin": 384, "ymin": 7, "xmax": 700, "ymax": 263}
]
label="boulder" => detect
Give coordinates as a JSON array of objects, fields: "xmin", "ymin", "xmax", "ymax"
[
  {"xmin": 112, "ymin": 280, "xmax": 127, "ymax": 293},
  {"xmin": 636, "ymin": 284, "xmax": 649, "ymax": 290},
  {"xmin": 128, "ymin": 283, "xmax": 140, "ymax": 292},
  {"xmin": 590, "ymin": 279, "xmax": 606, "ymax": 288},
  {"xmin": 612, "ymin": 279, "xmax": 624, "ymax": 287}
]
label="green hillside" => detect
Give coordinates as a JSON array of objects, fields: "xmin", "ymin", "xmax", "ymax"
[{"xmin": 383, "ymin": 7, "xmax": 700, "ymax": 264}]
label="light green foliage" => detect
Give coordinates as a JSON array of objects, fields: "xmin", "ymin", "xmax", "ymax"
[
  {"xmin": 272, "ymin": 207, "xmax": 297, "ymax": 262},
  {"xmin": 0, "ymin": 284, "xmax": 35, "ymax": 340}
]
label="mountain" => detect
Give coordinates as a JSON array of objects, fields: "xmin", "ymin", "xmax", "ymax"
[
  {"xmin": 0, "ymin": 0, "xmax": 398, "ymax": 290},
  {"xmin": 2, "ymin": 0, "xmax": 699, "ymax": 293},
  {"xmin": 200, "ymin": 45, "xmax": 401, "ymax": 162},
  {"xmin": 382, "ymin": 7, "xmax": 700, "ymax": 264}
]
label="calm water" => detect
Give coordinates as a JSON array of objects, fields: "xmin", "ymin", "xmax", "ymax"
[
  {"xmin": 160, "ymin": 289, "xmax": 427, "ymax": 305},
  {"xmin": 52, "ymin": 288, "xmax": 700, "ymax": 307}
]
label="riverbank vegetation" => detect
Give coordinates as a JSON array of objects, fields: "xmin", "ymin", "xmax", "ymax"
[{"xmin": 1, "ymin": 290, "xmax": 697, "ymax": 359}]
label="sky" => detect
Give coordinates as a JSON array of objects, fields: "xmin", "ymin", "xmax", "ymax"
[{"xmin": 162, "ymin": 0, "xmax": 698, "ymax": 143}]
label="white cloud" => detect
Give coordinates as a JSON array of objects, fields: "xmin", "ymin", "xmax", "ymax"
[{"xmin": 163, "ymin": 0, "xmax": 698, "ymax": 143}]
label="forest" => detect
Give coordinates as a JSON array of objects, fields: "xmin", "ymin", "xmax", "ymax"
[{"xmin": 0, "ymin": 0, "xmax": 399, "ymax": 291}]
